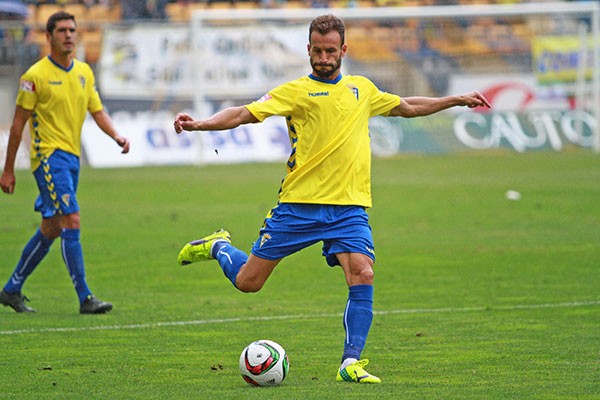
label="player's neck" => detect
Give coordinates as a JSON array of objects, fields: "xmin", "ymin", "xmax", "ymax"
[
  {"xmin": 49, "ymin": 51, "xmax": 73, "ymax": 70},
  {"xmin": 312, "ymin": 69, "xmax": 342, "ymax": 82}
]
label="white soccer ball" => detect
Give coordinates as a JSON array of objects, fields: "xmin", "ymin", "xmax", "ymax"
[{"xmin": 239, "ymin": 339, "xmax": 289, "ymax": 387}]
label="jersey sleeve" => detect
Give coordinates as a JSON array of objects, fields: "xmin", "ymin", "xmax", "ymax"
[
  {"xmin": 15, "ymin": 69, "xmax": 39, "ymax": 111},
  {"xmin": 245, "ymin": 81, "xmax": 298, "ymax": 122},
  {"xmin": 366, "ymin": 79, "xmax": 401, "ymax": 118},
  {"xmin": 86, "ymin": 66, "xmax": 103, "ymax": 113}
]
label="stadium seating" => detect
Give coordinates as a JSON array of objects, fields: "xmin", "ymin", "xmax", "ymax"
[
  {"xmin": 22, "ymin": 0, "xmax": 540, "ymax": 70},
  {"xmin": 79, "ymin": 28, "xmax": 103, "ymax": 64},
  {"xmin": 165, "ymin": 2, "xmax": 190, "ymax": 22},
  {"xmin": 86, "ymin": 4, "xmax": 122, "ymax": 26}
]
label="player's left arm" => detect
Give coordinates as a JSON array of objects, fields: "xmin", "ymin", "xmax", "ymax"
[
  {"xmin": 389, "ymin": 91, "xmax": 491, "ymax": 118},
  {"xmin": 91, "ymin": 109, "xmax": 130, "ymax": 154}
]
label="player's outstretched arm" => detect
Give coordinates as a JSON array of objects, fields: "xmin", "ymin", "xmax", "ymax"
[
  {"xmin": 389, "ymin": 91, "xmax": 491, "ymax": 118},
  {"xmin": 1, "ymin": 105, "xmax": 32, "ymax": 194},
  {"xmin": 91, "ymin": 109, "xmax": 130, "ymax": 153},
  {"xmin": 174, "ymin": 106, "xmax": 258, "ymax": 134}
]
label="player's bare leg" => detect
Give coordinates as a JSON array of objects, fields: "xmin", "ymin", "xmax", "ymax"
[{"xmin": 234, "ymin": 254, "xmax": 281, "ymax": 293}]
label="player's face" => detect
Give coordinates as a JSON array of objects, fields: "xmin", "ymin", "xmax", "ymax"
[
  {"xmin": 49, "ymin": 19, "xmax": 76, "ymax": 56},
  {"xmin": 308, "ymin": 30, "xmax": 347, "ymax": 80}
]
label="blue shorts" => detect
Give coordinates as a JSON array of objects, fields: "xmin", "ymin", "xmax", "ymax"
[
  {"xmin": 251, "ymin": 203, "xmax": 375, "ymax": 267},
  {"xmin": 32, "ymin": 149, "xmax": 80, "ymax": 218}
]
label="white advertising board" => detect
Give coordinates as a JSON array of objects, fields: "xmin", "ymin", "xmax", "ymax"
[
  {"xmin": 448, "ymin": 74, "xmax": 571, "ymax": 112},
  {"xmin": 0, "ymin": 129, "xmax": 30, "ymax": 171},
  {"xmin": 81, "ymin": 111, "xmax": 201, "ymax": 168},
  {"xmin": 99, "ymin": 24, "xmax": 193, "ymax": 99},
  {"xmin": 81, "ymin": 111, "xmax": 291, "ymax": 168},
  {"xmin": 193, "ymin": 24, "xmax": 310, "ymax": 98},
  {"xmin": 98, "ymin": 23, "xmax": 311, "ymax": 101}
]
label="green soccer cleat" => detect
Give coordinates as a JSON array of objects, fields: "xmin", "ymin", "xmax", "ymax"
[
  {"xmin": 177, "ymin": 229, "xmax": 231, "ymax": 266},
  {"xmin": 336, "ymin": 359, "xmax": 381, "ymax": 384}
]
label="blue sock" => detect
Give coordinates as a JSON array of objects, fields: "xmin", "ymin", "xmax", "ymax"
[
  {"xmin": 60, "ymin": 228, "xmax": 92, "ymax": 303},
  {"xmin": 342, "ymin": 284, "xmax": 374, "ymax": 362},
  {"xmin": 212, "ymin": 242, "xmax": 247, "ymax": 288},
  {"xmin": 4, "ymin": 229, "xmax": 53, "ymax": 293}
]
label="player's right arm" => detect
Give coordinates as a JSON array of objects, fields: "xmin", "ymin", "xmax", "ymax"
[
  {"xmin": 174, "ymin": 106, "xmax": 258, "ymax": 134},
  {"xmin": 1, "ymin": 105, "xmax": 32, "ymax": 194}
]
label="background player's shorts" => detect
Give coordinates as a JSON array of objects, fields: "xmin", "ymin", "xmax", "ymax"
[
  {"xmin": 32, "ymin": 149, "xmax": 80, "ymax": 218},
  {"xmin": 251, "ymin": 203, "xmax": 375, "ymax": 267}
]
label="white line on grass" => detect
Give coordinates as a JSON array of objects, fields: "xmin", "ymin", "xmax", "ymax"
[{"xmin": 1, "ymin": 300, "xmax": 598, "ymax": 336}]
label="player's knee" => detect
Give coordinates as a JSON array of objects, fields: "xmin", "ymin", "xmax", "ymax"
[
  {"xmin": 353, "ymin": 265, "xmax": 374, "ymax": 285},
  {"xmin": 63, "ymin": 212, "xmax": 81, "ymax": 229},
  {"xmin": 40, "ymin": 221, "xmax": 61, "ymax": 240},
  {"xmin": 235, "ymin": 277, "xmax": 265, "ymax": 293}
]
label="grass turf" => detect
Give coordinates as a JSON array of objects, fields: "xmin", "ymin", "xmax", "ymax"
[{"xmin": 1, "ymin": 150, "xmax": 599, "ymax": 399}]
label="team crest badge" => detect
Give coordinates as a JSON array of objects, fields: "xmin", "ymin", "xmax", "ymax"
[
  {"xmin": 79, "ymin": 75, "xmax": 85, "ymax": 88},
  {"xmin": 347, "ymin": 85, "xmax": 359, "ymax": 100},
  {"xmin": 260, "ymin": 233, "xmax": 271, "ymax": 248}
]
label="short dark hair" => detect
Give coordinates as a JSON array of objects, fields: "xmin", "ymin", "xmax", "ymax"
[
  {"xmin": 309, "ymin": 15, "xmax": 345, "ymax": 45},
  {"xmin": 46, "ymin": 11, "xmax": 75, "ymax": 34}
]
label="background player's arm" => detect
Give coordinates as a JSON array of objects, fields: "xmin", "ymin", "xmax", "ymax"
[
  {"xmin": 389, "ymin": 91, "xmax": 490, "ymax": 118},
  {"xmin": 91, "ymin": 109, "xmax": 130, "ymax": 153},
  {"xmin": 1, "ymin": 105, "xmax": 32, "ymax": 194},
  {"xmin": 174, "ymin": 106, "xmax": 259, "ymax": 134}
]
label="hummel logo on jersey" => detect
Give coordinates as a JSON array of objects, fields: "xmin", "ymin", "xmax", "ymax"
[
  {"xmin": 48, "ymin": 81, "xmax": 62, "ymax": 85},
  {"xmin": 308, "ymin": 91, "xmax": 329, "ymax": 97},
  {"xmin": 62, "ymin": 194, "xmax": 70, "ymax": 207}
]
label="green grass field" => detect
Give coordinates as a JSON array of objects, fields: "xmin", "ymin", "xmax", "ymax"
[{"xmin": 1, "ymin": 151, "xmax": 599, "ymax": 399}]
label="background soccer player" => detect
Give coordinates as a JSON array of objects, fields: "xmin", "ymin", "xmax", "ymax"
[
  {"xmin": 0, "ymin": 11, "xmax": 130, "ymax": 314},
  {"xmin": 173, "ymin": 14, "xmax": 490, "ymax": 383}
]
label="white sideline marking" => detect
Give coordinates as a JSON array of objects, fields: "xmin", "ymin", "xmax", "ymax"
[{"xmin": 1, "ymin": 300, "xmax": 598, "ymax": 336}]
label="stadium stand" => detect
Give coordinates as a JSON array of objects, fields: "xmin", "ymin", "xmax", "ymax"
[{"xmin": 7, "ymin": 0, "xmax": 559, "ymax": 80}]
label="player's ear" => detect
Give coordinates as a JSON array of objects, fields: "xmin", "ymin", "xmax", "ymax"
[
  {"xmin": 341, "ymin": 43, "xmax": 348, "ymax": 57},
  {"xmin": 307, "ymin": 43, "xmax": 311, "ymax": 54}
]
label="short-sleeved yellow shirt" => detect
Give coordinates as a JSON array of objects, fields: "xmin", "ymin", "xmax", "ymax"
[
  {"xmin": 246, "ymin": 74, "xmax": 401, "ymax": 208},
  {"xmin": 16, "ymin": 56, "xmax": 103, "ymax": 170}
]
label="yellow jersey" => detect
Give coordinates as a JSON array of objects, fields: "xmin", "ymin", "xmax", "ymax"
[
  {"xmin": 16, "ymin": 56, "xmax": 103, "ymax": 170},
  {"xmin": 246, "ymin": 74, "xmax": 401, "ymax": 208}
]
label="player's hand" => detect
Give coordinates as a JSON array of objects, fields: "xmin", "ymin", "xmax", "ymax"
[
  {"xmin": 115, "ymin": 136, "xmax": 130, "ymax": 154},
  {"xmin": 462, "ymin": 91, "xmax": 491, "ymax": 109},
  {"xmin": 0, "ymin": 170, "xmax": 16, "ymax": 194},
  {"xmin": 174, "ymin": 113, "xmax": 197, "ymax": 134}
]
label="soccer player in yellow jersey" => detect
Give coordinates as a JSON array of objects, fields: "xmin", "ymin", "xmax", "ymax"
[
  {"xmin": 0, "ymin": 12, "xmax": 130, "ymax": 314},
  {"xmin": 174, "ymin": 15, "xmax": 491, "ymax": 382}
]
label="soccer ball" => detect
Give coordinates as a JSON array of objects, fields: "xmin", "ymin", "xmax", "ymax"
[{"xmin": 239, "ymin": 339, "xmax": 289, "ymax": 386}]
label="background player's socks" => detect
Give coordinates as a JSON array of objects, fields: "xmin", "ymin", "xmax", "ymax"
[
  {"xmin": 4, "ymin": 228, "xmax": 53, "ymax": 293},
  {"xmin": 60, "ymin": 228, "xmax": 92, "ymax": 303}
]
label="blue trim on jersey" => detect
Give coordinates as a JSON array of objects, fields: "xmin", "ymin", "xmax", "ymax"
[
  {"xmin": 47, "ymin": 55, "xmax": 74, "ymax": 72},
  {"xmin": 308, "ymin": 73, "xmax": 343, "ymax": 84}
]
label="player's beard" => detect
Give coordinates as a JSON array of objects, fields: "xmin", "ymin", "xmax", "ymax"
[{"xmin": 310, "ymin": 56, "xmax": 342, "ymax": 79}]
